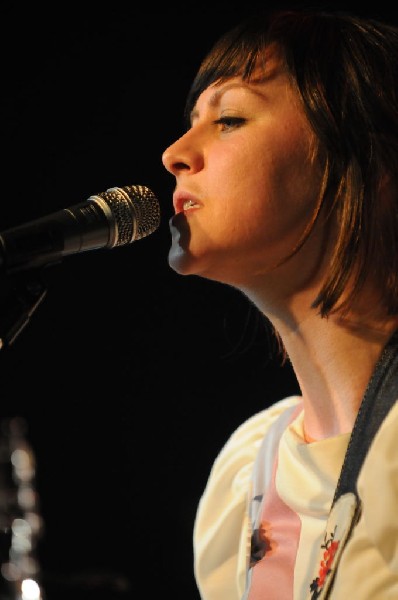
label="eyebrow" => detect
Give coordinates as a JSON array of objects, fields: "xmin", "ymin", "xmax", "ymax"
[{"xmin": 190, "ymin": 81, "xmax": 266, "ymax": 122}]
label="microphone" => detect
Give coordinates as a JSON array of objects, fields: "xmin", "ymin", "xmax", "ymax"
[{"xmin": 0, "ymin": 185, "xmax": 161, "ymax": 275}]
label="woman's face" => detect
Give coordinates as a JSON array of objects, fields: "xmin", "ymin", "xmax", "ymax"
[{"xmin": 162, "ymin": 48, "xmax": 324, "ymax": 292}]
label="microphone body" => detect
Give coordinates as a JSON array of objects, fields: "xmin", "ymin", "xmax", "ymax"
[{"xmin": 0, "ymin": 185, "xmax": 160, "ymax": 274}]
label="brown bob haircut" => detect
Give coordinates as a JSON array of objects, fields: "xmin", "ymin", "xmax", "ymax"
[{"xmin": 184, "ymin": 8, "xmax": 398, "ymax": 317}]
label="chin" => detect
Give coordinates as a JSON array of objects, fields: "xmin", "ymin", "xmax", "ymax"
[
  {"xmin": 168, "ymin": 245, "xmax": 218, "ymax": 280},
  {"xmin": 168, "ymin": 246, "xmax": 197, "ymax": 276},
  {"xmin": 167, "ymin": 248, "xmax": 235, "ymax": 287}
]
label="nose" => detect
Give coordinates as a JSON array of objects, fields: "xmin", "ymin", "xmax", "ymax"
[{"xmin": 162, "ymin": 130, "xmax": 203, "ymax": 176}]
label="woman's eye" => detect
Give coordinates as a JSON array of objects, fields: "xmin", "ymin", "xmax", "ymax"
[{"xmin": 214, "ymin": 116, "xmax": 246, "ymax": 131}]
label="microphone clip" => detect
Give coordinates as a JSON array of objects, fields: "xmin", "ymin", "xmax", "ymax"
[{"xmin": 0, "ymin": 269, "xmax": 48, "ymax": 350}]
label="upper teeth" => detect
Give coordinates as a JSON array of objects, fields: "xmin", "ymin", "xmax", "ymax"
[{"xmin": 183, "ymin": 199, "xmax": 196, "ymax": 210}]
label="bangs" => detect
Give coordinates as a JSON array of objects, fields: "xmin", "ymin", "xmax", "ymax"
[{"xmin": 184, "ymin": 18, "xmax": 272, "ymax": 125}]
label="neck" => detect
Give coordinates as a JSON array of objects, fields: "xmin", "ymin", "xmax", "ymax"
[
  {"xmin": 287, "ymin": 315, "xmax": 397, "ymax": 440},
  {"xmin": 245, "ymin": 288, "xmax": 398, "ymax": 441}
]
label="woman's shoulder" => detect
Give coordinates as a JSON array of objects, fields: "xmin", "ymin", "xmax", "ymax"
[
  {"xmin": 220, "ymin": 395, "xmax": 302, "ymax": 450},
  {"xmin": 207, "ymin": 395, "xmax": 302, "ymax": 486},
  {"xmin": 359, "ymin": 398, "xmax": 398, "ymax": 482},
  {"xmin": 332, "ymin": 401, "xmax": 398, "ymax": 596},
  {"xmin": 357, "ymin": 400, "xmax": 398, "ymax": 570}
]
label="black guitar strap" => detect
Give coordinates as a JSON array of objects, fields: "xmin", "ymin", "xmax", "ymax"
[
  {"xmin": 308, "ymin": 329, "xmax": 398, "ymax": 599},
  {"xmin": 333, "ymin": 328, "xmax": 398, "ymax": 505}
]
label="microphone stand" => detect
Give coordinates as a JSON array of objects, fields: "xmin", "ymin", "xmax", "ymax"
[
  {"xmin": 0, "ymin": 267, "xmax": 133, "ymax": 597},
  {"xmin": 0, "ymin": 270, "xmax": 48, "ymax": 351},
  {"xmin": 0, "ymin": 417, "xmax": 44, "ymax": 600},
  {"xmin": 0, "ymin": 271, "xmax": 47, "ymax": 598}
]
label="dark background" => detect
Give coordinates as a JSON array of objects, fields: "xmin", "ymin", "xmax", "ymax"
[{"xmin": 0, "ymin": 2, "xmax": 396, "ymax": 598}]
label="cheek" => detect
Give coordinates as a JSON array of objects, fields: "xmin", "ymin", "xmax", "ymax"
[
  {"xmin": 212, "ymin": 156, "xmax": 317, "ymax": 238},
  {"xmin": 252, "ymin": 130, "xmax": 320, "ymax": 232},
  {"xmin": 203, "ymin": 122, "xmax": 320, "ymax": 247},
  {"xmin": 202, "ymin": 148, "xmax": 250, "ymax": 223}
]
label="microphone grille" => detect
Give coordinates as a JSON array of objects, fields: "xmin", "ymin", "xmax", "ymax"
[
  {"xmin": 95, "ymin": 184, "xmax": 161, "ymax": 246},
  {"xmin": 121, "ymin": 185, "xmax": 161, "ymax": 241}
]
